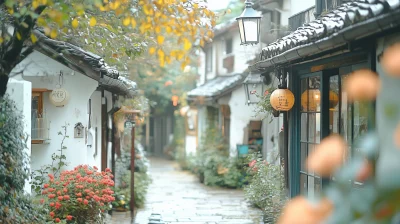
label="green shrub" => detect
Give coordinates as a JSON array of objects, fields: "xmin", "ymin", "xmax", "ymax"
[
  {"xmin": 244, "ymin": 153, "xmax": 287, "ymax": 223},
  {"xmin": 0, "ymin": 95, "xmax": 45, "ymax": 223}
]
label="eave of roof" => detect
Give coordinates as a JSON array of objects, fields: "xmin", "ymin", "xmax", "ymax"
[
  {"xmin": 250, "ymin": 0, "xmax": 400, "ymax": 72},
  {"xmin": 187, "ymin": 73, "xmax": 245, "ymax": 102},
  {"xmin": 33, "ymin": 30, "xmax": 137, "ymax": 97}
]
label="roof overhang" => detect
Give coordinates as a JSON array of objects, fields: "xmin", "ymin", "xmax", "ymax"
[
  {"xmin": 33, "ymin": 30, "xmax": 137, "ymax": 97},
  {"xmin": 250, "ymin": 1, "xmax": 400, "ymax": 72}
]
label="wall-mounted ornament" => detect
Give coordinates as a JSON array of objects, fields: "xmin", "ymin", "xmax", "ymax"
[
  {"xmin": 74, "ymin": 122, "xmax": 85, "ymax": 138},
  {"xmin": 49, "ymin": 71, "xmax": 70, "ymax": 107}
]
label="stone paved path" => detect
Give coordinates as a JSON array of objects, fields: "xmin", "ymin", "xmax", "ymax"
[{"xmin": 132, "ymin": 157, "xmax": 263, "ymax": 224}]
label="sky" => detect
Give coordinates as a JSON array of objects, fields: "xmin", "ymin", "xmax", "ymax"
[{"xmin": 207, "ymin": 0, "xmax": 231, "ymax": 11}]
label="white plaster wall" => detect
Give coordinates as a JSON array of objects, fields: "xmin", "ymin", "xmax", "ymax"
[
  {"xmin": 185, "ymin": 136, "xmax": 197, "ymax": 156},
  {"xmin": 281, "ymin": 0, "xmax": 315, "ymax": 27},
  {"xmin": 228, "ymin": 86, "xmax": 264, "ymax": 156},
  {"xmin": 6, "ymin": 79, "xmax": 32, "ymax": 193},
  {"xmin": 197, "ymin": 106, "xmax": 207, "ymax": 144},
  {"xmin": 14, "ymin": 51, "xmax": 98, "ymax": 172},
  {"xmin": 88, "ymin": 91, "xmax": 102, "ymax": 169}
]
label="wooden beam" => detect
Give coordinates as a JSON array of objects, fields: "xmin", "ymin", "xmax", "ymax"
[{"xmin": 32, "ymin": 88, "xmax": 52, "ymax": 92}]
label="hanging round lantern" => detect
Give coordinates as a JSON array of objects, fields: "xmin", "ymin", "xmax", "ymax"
[
  {"xmin": 270, "ymin": 89, "xmax": 295, "ymax": 111},
  {"xmin": 171, "ymin": 95, "xmax": 179, "ymax": 106},
  {"xmin": 49, "ymin": 88, "xmax": 70, "ymax": 107},
  {"xmin": 301, "ymin": 90, "xmax": 339, "ymax": 111}
]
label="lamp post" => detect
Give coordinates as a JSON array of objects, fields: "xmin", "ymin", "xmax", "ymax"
[
  {"xmin": 236, "ymin": 0, "xmax": 262, "ymax": 45},
  {"xmin": 243, "ymin": 73, "xmax": 266, "ymax": 105}
]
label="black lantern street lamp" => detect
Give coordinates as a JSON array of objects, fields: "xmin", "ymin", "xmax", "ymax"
[
  {"xmin": 236, "ymin": 0, "xmax": 262, "ymax": 45},
  {"xmin": 243, "ymin": 72, "xmax": 264, "ymax": 105}
]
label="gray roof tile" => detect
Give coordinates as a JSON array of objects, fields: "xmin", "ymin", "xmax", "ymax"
[
  {"xmin": 187, "ymin": 74, "xmax": 244, "ymax": 100},
  {"xmin": 259, "ymin": 0, "xmax": 400, "ymax": 62}
]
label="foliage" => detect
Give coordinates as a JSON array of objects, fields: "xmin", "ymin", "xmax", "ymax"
[
  {"xmin": 40, "ymin": 165, "xmax": 115, "ymax": 223},
  {"xmin": 185, "ymin": 127, "xmax": 247, "ymax": 188},
  {"xmin": 116, "ymin": 171, "xmax": 151, "ymax": 209},
  {"xmin": 254, "ymin": 87, "xmax": 277, "ymax": 122},
  {"xmin": 30, "ymin": 125, "xmax": 69, "ymax": 195},
  {"xmin": 215, "ymin": 0, "xmax": 243, "ymax": 25},
  {"xmin": 0, "ymin": 95, "xmax": 45, "ymax": 223},
  {"xmin": 0, "ymin": 0, "xmax": 216, "ymax": 71},
  {"xmin": 244, "ymin": 153, "xmax": 288, "ymax": 223}
]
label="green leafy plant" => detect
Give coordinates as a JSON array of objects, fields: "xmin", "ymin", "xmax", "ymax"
[
  {"xmin": 40, "ymin": 165, "xmax": 115, "ymax": 223},
  {"xmin": 244, "ymin": 153, "xmax": 288, "ymax": 223},
  {"xmin": 254, "ymin": 87, "xmax": 277, "ymax": 122},
  {"xmin": 30, "ymin": 125, "xmax": 69, "ymax": 195},
  {"xmin": 0, "ymin": 95, "xmax": 46, "ymax": 223}
]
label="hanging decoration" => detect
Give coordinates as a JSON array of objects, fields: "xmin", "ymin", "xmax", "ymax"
[
  {"xmin": 301, "ymin": 89, "xmax": 339, "ymax": 111},
  {"xmin": 49, "ymin": 71, "xmax": 70, "ymax": 107},
  {"xmin": 270, "ymin": 88, "xmax": 295, "ymax": 111}
]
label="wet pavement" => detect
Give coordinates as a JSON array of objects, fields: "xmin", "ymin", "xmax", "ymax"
[{"xmin": 112, "ymin": 157, "xmax": 263, "ymax": 224}]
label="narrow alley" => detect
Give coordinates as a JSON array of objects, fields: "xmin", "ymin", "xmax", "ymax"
[{"xmin": 130, "ymin": 157, "xmax": 263, "ymax": 224}]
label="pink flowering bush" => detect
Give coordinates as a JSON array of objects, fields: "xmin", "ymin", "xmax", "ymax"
[{"xmin": 40, "ymin": 165, "xmax": 115, "ymax": 223}]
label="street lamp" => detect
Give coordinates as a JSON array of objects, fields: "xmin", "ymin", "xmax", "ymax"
[
  {"xmin": 243, "ymin": 72, "xmax": 264, "ymax": 105},
  {"xmin": 236, "ymin": 0, "xmax": 262, "ymax": 45}
]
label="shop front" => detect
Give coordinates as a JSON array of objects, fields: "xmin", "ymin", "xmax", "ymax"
[{"xmin": 249, "ymin": 0, "xmax": 400, "ymax": 197}]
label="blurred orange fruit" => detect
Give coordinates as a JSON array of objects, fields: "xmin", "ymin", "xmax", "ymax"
[
  {"xmin": 381, "ymin": 43, "xmax": 400, "ymax": 77},
  {"xmin": 343, "ymin": 69, "xmax": 380, "ymax": 102},
  {"xmin": 306, "ymin": 134, "xmax": 347, "ymax": 177},
  {"xmin": 356, "ymin": 160, "xmax": 373, "ymax": 182},
  {"xmin": 394, "ymin": 122, "xmax": 400, "ymax": 148},
  {"xmin": 277, "ymin": 196, "xmax": 333, "ymax": 224}
]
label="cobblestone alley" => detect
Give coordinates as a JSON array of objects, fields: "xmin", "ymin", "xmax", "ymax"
[{"xmin": 111, "ymin": 157, "xmax": 264, "ymax": 224}]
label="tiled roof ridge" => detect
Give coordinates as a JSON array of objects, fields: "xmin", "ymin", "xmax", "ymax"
[{"xmin": 259, "ymin": 0, "xmax": 399, "ymax": 61}]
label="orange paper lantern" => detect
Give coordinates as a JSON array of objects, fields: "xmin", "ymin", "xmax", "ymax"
[
  {"xmin": 171, "ymin": 95, "xmax": 179, "ymax": 106},
  {"xmin": 301, "ymin": 90, "xmax": 339, "ymax": 111},
  {"xmin": 270, "ymin": 89, "xmax": 295, "ymax": 111}
]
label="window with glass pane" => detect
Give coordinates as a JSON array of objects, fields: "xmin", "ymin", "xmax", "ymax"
[
  {"xmin": 299, "ymin": 76, "xmax": 321, "ymax": 197},
  {"xmin": 329, "ymin": 62, "xmax": 372, "ymax": 186}
]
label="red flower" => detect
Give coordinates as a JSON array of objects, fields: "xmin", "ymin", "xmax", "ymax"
[
  {"xmin": 249, "ymin": 160, "xmax": 257, "ymax": 168},
  {"xmin": 93, "ymin": 166, "xmax": 98, "ymax": 170},
  {"xmin": 40, "ymin": 198, "xmax": 45, "ymax": 204},
  {"xmin": 55, "ymin": 218, "xmax": 60, "ymax": 223},
  {"xmin": 84, "ymin": 199, "xmax": 89, "ymax": 205},
  {"xmin": 44, "ymin": 184, "xmax": 49, "ymax": 188},
  {"xmin": 64, "ymin": 195, "xmax": 70, "ymax": 200},
  {"xmin": 50, "ymin": 212, "xmax": 55, "ymax": 217},
  {"xmin": 42, "ymin": 190, "xmax": 48, "ymax": 195},
  {"xmin": 49, "ymin": 202, "xmax": 55, "ymax": 207},
  {"xmin": 58, "ymin": 196, "xmax": 63, "ymax": 201},
  {"xmin": 250, "ymin": 90, "xmax": 257, "ymax": 95},
  {"xmin": 48, "ymin": 194, "xmax": 56, "ymax": 199},
  {"xmin": 57, "ymin": 191, "xmax": 62, "ymax": 196},
  {"xmin": 76, "ymin": 193, "xmax": 82, "ymax": 197},
  {"xmin": 55, "ymin": 202, "xmax": 62, "ymax": 209},
  {"xmin": 63, "ymin": 188, "xmax": 68, "ymax": 193},
  {"xmin": 48, "ymin": 174, "xmax": 54, "ymax": 179},
  {"xmin": 264, "ymin": 90, "xmax": 269, "ymax": 96},
  {"xmin": 105, "ymin": 168, "xmax": 111, "ymax": 172},
  {"xmin": 66, "ymin": 215, "xmax": 73, "ymax": 221},
  {"xmin": 77, "ymin": 198, "xmax": 83, "ymax": 203}
]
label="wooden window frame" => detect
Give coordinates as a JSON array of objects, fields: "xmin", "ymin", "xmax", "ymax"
[{"xmin": 32, "ymin": 88, "xmax": 51, "ymax": 144}]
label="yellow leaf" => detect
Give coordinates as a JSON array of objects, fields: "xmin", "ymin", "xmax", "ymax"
[
  {"xmin": 40, "ymin": 0, "xmax": 47, "ymax": 4},
  {"xmin": 157, "ymin": 35, "xmax": 165, "ymax": 45},
  {"xmin": 166, "ymin": 26, "xmax": 172, "ymax": 33},
  {"xmin": 0, "ymin": 37, "xmax": 3, "ymax": 44},
  {"xmin": 50, "ymin": 29, "xmax": 57, "ymax": 39},
  {"xmin": 72, "ymin": 18, "xmax": 79, "ymax": 28},
  {"xmin": 31, "ymin": 34, "xmax": 38, "ymax": 43},
  {"xmin": 44, "ymin": 27, "xmax": 51, "ymax": 36},
  {"xmin": 155, "ymin": 26, "xmax": 161, "ymax": 34},
  {"xmin": 200, "ymin": 39, "xmax": 205, "ymax": 47},
  {"xmin": 157, "ymin": 49, "xmax": 165, "ymax": 58},
  {"xmin": 149, "ymin": 47, "xmax": 156, "ymax": 55},
  {"xmin": 123, "ymin": 17, "xmax": 130, "ymax": 26},
  {"xmin": 131, "ymin": 18, "xmax": 137, "ymax": 28},
  {"xmin": 181, "ymin": 62, "xmax": 187, "ymax": 71},
  {"xmin": 176, "ymin": 51, "xmax": 184, "ymax": 60},
  {"xmin": 89, "ymin": 17, "xmax": 97, "ymax": 27},
  {"xmin": 32, "ymin": 0, "xmax": 39, "ymax": 9},
  {"xmin": 16, "ymin": 32, "xmax": 22, "ymax": 40},
  {"xmin": 183, "ymin": 38, "xmax": 192, "ymax": 51},
  {"xmin": 143, "ymin": 5, "xmax": 153, "ymax": 15}
]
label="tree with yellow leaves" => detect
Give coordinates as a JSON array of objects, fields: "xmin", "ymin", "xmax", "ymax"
[{"xmin": 0, "ymin": 0, "xmax": 216, "ymax": 97}]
